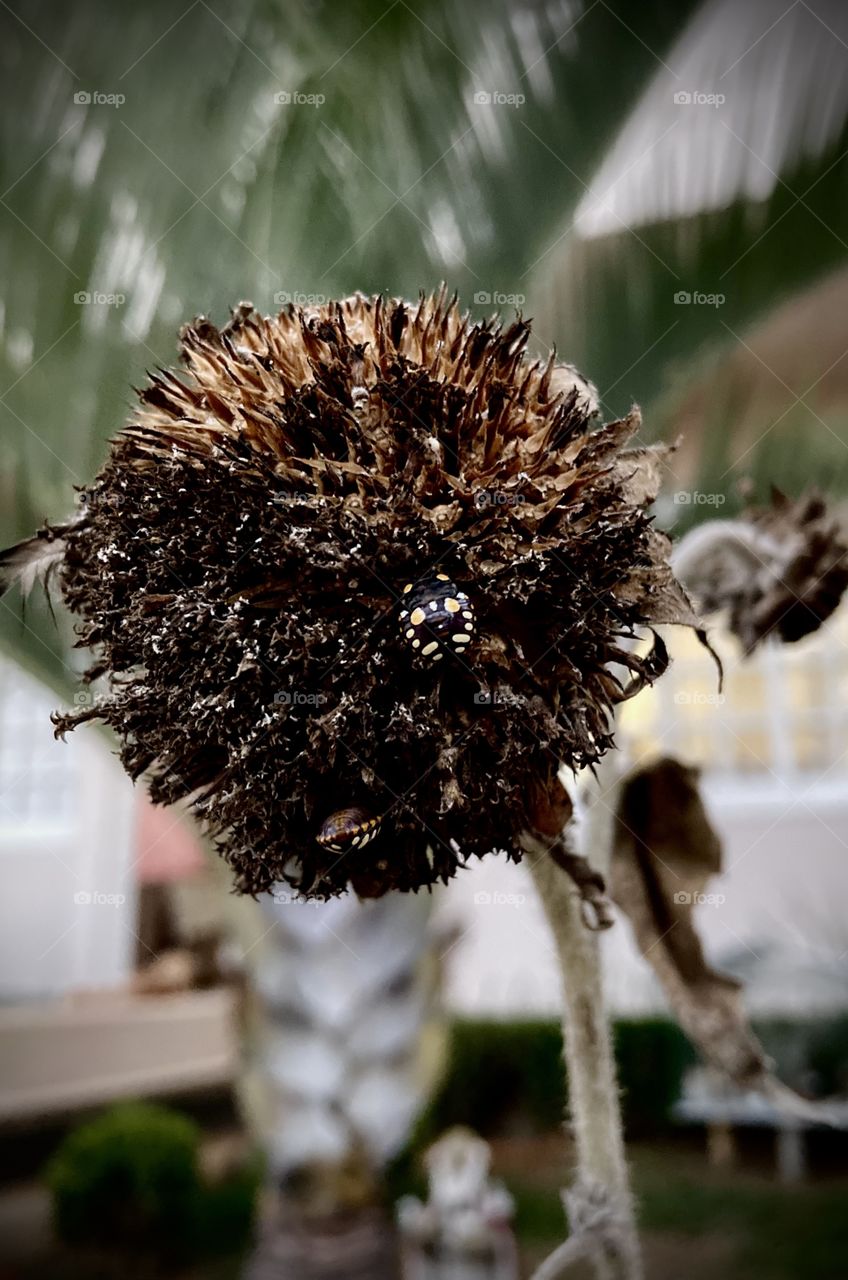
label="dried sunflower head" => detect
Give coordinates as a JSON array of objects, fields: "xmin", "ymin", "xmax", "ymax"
[
  {"xmin": 38, "ymin": 290, "xmax": 698, "ymax": 898},
  {"xmin": 674, "ymin": 487, "xmax": 848, "ymax": 654}
]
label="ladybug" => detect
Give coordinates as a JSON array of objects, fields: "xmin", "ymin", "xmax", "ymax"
[
  {"xmin": 398, "ymin": 574, "xmax": 475, "ymax": 662},
  {"xmin": 316, "ymin": 807, "xmax": 383, "ymax": 853}
]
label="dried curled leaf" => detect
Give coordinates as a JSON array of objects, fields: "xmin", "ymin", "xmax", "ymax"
[{"xmin": 609, "ymin": 757, "xmax": 766, "ymax": 1085}]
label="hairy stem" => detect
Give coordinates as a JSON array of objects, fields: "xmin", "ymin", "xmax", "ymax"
[{"xmin": 524, "ymin": 839, "xmax": 642, "ymax": 1280}]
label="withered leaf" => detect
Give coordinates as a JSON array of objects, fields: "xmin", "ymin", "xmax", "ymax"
[{"xmin": 609, "ymin": 757, "xmax": 766, "ymax": 1085}]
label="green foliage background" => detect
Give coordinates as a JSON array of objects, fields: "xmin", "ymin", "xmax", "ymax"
[{"xmin": 2, "ymin": 0, "xmax": 847, "ymax": 694}]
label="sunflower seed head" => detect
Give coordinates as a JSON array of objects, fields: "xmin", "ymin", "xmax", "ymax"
[{"xmin": 52, "ymin": 289, "xmax": 699, "ymax": 897}]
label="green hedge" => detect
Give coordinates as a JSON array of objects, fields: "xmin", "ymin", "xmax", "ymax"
[
  {"xmin": 614, "ymin": 1019, "xmax": 696, "ymax": 1133},
  {"xmin": 755, "ymin": 1016, "xmax": 848, "ymax": 1097},
  {"xmin": 423, "ymin": 1019, "xmax": 565, "ymax": 1138},
  {"xmin": 417, "ymin": 1017, "xmax": 695, "ymax": 1144},
  {"xmin": 413, "ymin": 1014, "xmax": 848, "ymax": 1153},
  {"xmin": 46, "ymin": 1102, "xmax": 261, "ymax": 1266}
]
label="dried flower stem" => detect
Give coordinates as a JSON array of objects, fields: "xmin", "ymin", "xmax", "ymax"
[{"xmin": 524, "ymin": 836, "xmax": 642, "ymax": 1280}]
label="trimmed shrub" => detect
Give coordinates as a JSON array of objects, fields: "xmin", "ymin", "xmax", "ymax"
[{"xmin": 46, "ymin": 1101, "xmax": 259, "ymax": 1265}]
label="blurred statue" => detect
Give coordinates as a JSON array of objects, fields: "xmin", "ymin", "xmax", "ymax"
[{"xmin": 397, "ymin": 1128, "xmax": 518, "ymax": 1280}]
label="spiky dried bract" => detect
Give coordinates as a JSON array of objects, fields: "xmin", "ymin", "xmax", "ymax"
[
  {"xmin": 741, "ymin": 490, "xmax": 848, "ymax": 649},
  {"xmin": 679, "ymin": 489, "xmax": 848, "ymax": 654},
  {"xmin": 54, "ymin": 291, "xmax": 695, "ymax": 897}
]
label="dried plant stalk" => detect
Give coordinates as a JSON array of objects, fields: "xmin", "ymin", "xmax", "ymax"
[{"xmin": 525, "ymin": 837, "xmax": 641, "ymax": 1280}]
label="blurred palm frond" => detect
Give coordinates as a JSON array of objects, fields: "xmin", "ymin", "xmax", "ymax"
[{"xmin": 2, "ymin": 0, "xmax": 846, "ymax": 691}]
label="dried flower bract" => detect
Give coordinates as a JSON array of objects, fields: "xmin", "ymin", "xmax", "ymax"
[{"xmin": 48, "ymin": 290, "xmax": 698, "ymax": 896}]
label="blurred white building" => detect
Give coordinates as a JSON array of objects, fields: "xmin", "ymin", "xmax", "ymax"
[
  {"xmin": 0, "ymin": 659, "xmax": 137, "ymax": 1000},
  {"xmin": 1, "ymin": 599, "xmax": 847, "ymax": 1091},
  {"xmin": 0, "ymin": 658, "xmax": 235, "ymax": 1120},
  {"xmin": 438, "ymin": 605, "xmax": 848, "ymax": 1021}
]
